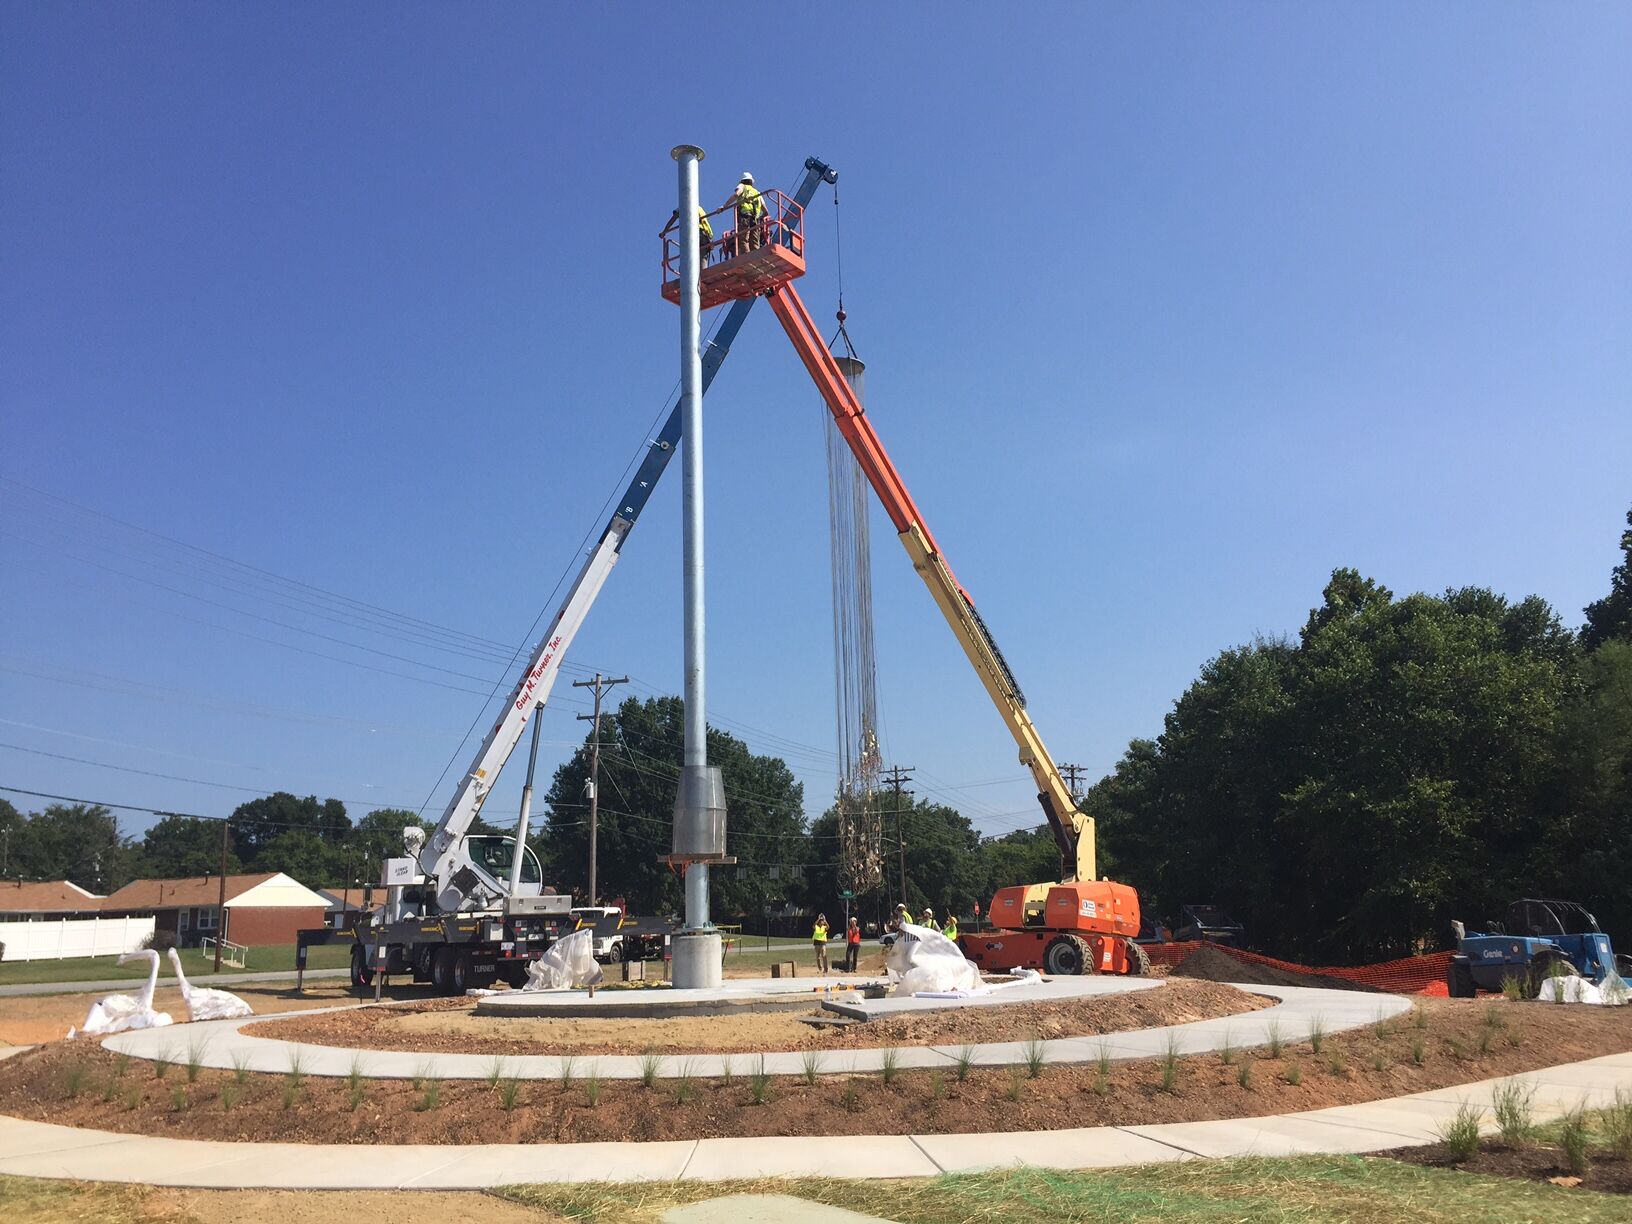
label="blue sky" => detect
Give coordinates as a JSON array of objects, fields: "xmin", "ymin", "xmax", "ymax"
[{"xmin": 3, "ymin": 6, "xmax": 1629, "ymax": 852}]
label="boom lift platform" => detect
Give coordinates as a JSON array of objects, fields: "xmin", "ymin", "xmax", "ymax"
[{"xmin": 663, "ymin": 190, "xmax": 1145, "ymax": 978}]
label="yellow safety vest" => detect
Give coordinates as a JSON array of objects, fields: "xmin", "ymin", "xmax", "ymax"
[
  {"xmin": 813, "ymin": 922, "xmax": 829, "ymax": 943},
  {"xmin": 698, "ymin": 208, "xmax": 713, "ymax": 240},
  {"xmin": 945, "ymin": 918, "xmax": 958, "ymax": 940},
  {"xmin": 737, "ymin": 186, "xmax": 765, "ymax": 218}
]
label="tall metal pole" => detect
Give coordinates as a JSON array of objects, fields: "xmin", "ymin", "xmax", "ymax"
[
  {"xmin": 574, "ymin": 673, "xmax": 628, "ymax": 905},
  {"xmin": 669, "ymin": 143, "xmax": 726, "ymax": 989},
  {"xmin": 508, "ymin": 703, "xmax": 545, "ymax": 898},
  {"xmin": 213, "ymin": 820, "xmax": 228, "ymax": 973}
]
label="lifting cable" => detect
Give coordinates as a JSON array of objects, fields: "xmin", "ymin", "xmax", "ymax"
[{"xmin": 828, "ymin": 181, "xmax": 859, "ymax": 361}]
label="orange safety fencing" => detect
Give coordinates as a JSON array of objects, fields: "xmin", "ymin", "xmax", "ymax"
[{"xmin": 1142, "ymin": 941, "xmax": 1454, "ymax": 995}]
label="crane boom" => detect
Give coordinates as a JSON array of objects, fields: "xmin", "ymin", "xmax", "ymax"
[
  {"xmin": 764, "ymin": 283, "xmax": 1092, "ymax": 881},
  {"xmin": 422, "ymin": 158, "xmax": 838, "ymax": 911}
]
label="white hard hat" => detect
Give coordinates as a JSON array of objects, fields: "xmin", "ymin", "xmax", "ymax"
[{"xmin": 740, "ymin": 171, "xmax": 754, "ymax": 184}]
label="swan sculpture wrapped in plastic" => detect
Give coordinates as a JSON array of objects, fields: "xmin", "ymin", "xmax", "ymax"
[
  {"xmin": 69, "ymin": 950, "xmax": 174, "ymax": 1038},
  {"xmin": 885, "ymin": 921, "xmax": 985, "ymax": 996},
  {"xmin": 167, "ymin": 947, "xmax": 254, "ymax": 1020}
]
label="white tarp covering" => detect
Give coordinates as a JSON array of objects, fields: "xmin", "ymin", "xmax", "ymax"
[
  {"xmin": 69, "ymin": 950, "xmax": 174, "ymax": 1038},
  {"xmin": 1537, "ymin": 972, "xmax": 1629, "ymax": 1005},
  {"xmin": 885, "ymin": 921, "xmax": 984, "ymax": 996},
  {"xmin": 167, "ymin": 947, "xmax": 253, "ymax": 1020},
  {"xmin": 523, "ymin": 926, "xmax": 604, "ymax": 991}
]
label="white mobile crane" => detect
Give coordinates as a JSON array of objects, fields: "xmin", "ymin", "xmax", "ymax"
[{"xmin": 297, "ymin": 158, "xmax": 839, "ymax": 996}]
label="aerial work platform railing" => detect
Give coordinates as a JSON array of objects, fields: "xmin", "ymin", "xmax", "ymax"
[{"xmin": 662, "ymin": 188, "xmax": 807, "ymax": 311}]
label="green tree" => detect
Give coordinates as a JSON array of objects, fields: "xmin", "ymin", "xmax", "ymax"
[
  {"xmin": 228, "ymin": 793, "xmax": 349, "ymax": 869},
  {"xmin": 255, "ymin": 827, "xmax": 343, "ymax": 886},
  {"xmin": 138, "ymin": 816, "xmax": 240, "ymax": 879},
  {"xmin": 10, "ymin": 804, "xmax": 136, "ymax": 893},
  {"xmin": 539, "ymin": 696, "xmax": 806, "ymax": 917},
  {"xmin": 1583, "ymin": 505, "xmax": 1632, "ymax": 649},
  {"xmin": 975, "ymin": 825, "xmax": 1061, "ymax": 910}
]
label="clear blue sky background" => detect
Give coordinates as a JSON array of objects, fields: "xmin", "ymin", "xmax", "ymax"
[{"xmin": 3, "ymin": 6, "xmax": 1629, "ymax": 856}]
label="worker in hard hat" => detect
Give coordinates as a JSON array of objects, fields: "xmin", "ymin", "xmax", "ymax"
[
  {"xmin": 812, "ymin": 912, "xmax": 830, "ymax": 975},
  {"xmin": 943, "ymin": 912, "xmax": 959, "ymax": 942},
  {"xmin": 891, "ymin": 903, "xmax": 910, "ymax": 934},
  {"xmin": 726, "ymin": 171, "xmax": 766, "ymax": 254},
  {"xmin": 844, "ymin": 916, "xmax": 862, "ymax": 972},
  {"xmin": 662, "ymin": 206, "xmax": 714, "ymax": 267},
  {"xmin": 920, "ymin": 907, "xmax": 942, "ymax": 933}
]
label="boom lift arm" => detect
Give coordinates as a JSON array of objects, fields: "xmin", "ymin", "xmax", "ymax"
[
  {"xmin": 421, "ymin": 157, "xmax": 838, "ymax": 912},
  {"xmin": 764, "ymin": 284, "xmax": 1094, "ymax": 883}
]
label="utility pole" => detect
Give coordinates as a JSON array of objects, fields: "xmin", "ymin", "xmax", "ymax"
[
  {"xmin": 213, "ymin": 819, "xmax": 229, "ymax": 973},
  {"xmin": 1061, "ymin": 763, "xmax": 1087, "ymax": 803},
  {"xmin": 881, "ymin": 765, "xmax": 914, "ymax": 906},
  {"xmin": 573, "ymin": 672, "xmax": 628, "ymax": 905}
]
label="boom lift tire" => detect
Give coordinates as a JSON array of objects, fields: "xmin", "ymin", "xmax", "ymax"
[
  {"xmin": 349, "ymin": 943, "xmax": 374, "ymax": 990},
  {"xmin": 1044, "ymin": 934, "xmax": 1092, "ymax": 976},
  {"xmin": 1617, "ymin": 955, "xmax": 1632, "ymax": 980},
  {"xmin": 1124, "ymin": 938, "xmax": 1151, "ymax": 976},
  {"xmin": 1448, "ymin": 957, "xmax": 1477, "ymax": 998}
]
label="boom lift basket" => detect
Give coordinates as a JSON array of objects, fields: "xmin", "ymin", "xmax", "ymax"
[{"xmin": 662, "ymin": 189, "xmax": 806, "ymax": 310}]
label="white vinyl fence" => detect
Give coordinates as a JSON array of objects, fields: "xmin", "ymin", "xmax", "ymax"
[{"xmin": 0, "ymin": 916, "xmax": 156, "ymax": 962}]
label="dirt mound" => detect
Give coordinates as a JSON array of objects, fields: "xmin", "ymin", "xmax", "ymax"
[{"xmin": 1169, "ymin": 945, "xmax": 1379, "ymax": 993}]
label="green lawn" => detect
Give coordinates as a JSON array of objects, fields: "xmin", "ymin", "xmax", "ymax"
[
  {"xmin": 499, "ymin": 1156, "xmax": 1632, "ymax": 1223},
  {"xmin": 0, "ymin": 942, "xmax": 353, "ymax": 986}
]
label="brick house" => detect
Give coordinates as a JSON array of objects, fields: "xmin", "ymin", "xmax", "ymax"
[
  {"xmin": 99, "ymin": 872, "xmax": 328, "ymax": 948},
  {"xmin": 0, "ymin": 880, "xmax": 105, "ymax": 920}
]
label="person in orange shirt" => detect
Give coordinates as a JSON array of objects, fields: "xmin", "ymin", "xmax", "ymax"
[{"xmin": 844, "ymin": 916, "xmax": 863, "ymax": 973}]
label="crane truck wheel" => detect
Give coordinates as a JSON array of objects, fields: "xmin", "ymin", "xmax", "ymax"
[
  {"xmin": 1123, "ymin": 938, "xmax": 1151, "ymax": 976},
  {"xmin": 1043, "ymin": 934, "xmax": 1092, "ymax": 976},
  {"xmin": 431, "ymin": 946, "xmax": 458, "ymax": 996},
  {"xmin": 349, "ymin": 943, "xmax": 374, "ymax": 989},
  {"xmin": 449, "ymin": 949, "xmax": 475, "ymax": 995}
]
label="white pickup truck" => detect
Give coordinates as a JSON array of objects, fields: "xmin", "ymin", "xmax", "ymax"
[{"xmin": 569, "ymin": 906, "xmax": 628, "ymax": 962}]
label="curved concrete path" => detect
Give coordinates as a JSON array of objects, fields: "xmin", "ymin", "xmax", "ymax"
[
  {"xmin": 102, "ymin": 981, "xmax": 1410, "ymax": 1081},
  {"xmin": 0, "ymin": 1052, "xmax": 1626, "ymax": 1188}
]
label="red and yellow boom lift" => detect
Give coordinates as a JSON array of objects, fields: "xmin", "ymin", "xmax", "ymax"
[{"xmin": 662, "ymin": 191, "xmax": 1146, "ymax": 977}]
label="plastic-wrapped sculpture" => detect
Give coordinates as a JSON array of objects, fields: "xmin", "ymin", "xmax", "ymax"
[
  {"xmin": 885, "ymin": 921, "xmax": 984, "ymax": 996},
  {"xmin": 68, "ymin": 949, "xmax": 174, "ymax": 1038},
  {"xmin": 523, "ymin": 927, "xmax": 604, "ymax": 991},
  {"xmin": 167, "ymin": 947, "xmax": 254, "ymax": 1020}
]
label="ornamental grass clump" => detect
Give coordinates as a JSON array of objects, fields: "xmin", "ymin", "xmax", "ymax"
[
  {"xmin": 1559, "ymin": 1107, "xmax": 1591, "ymax": 1176},
  {"xmin": 1021, "ymin": 1037, "xmax": 1047, "ymax": 1080},
  {"xmin": 62, "ymin": 1060, "xmax": 89, "ymax": 1100},
  {"xmin": 639, "ymin": 1053, "xmax": 661, "ymax": 1090},
  {"xmin": 802, "ymin": 1050, "xmax": 822, "ymax": 1086},
  {"xmin": 953, "ymin": 1045, "xmax": 975, "ymax": 1084},
  {"xmin": 748, "ymin": 1057, "xmax": 771, "ymax": 1106},
  {"xmin": 1437, "ymin": 1103, "xmax": 1482, "ymax": 1163},
  {"xmin": 1491, "ymin": 1078, "xmax": 1535, "ymax": 1146},
  {"xmin": 184, "ymin": 1038, "xmax": 209, "ymax": 1084},
  {"xmin": 1156, "ymin": 1034, "xmax": 1180, "ymax": 1094},
  {"xmin": 880, "ymin": 1048, "xmax": 901, "ymax": 1086}
]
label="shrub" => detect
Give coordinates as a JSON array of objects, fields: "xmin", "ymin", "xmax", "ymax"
[
  {"xmin": 185, "ymin": 1039, "xmax": 209, "ymax": 1084},
  {"xmin": 1601, "ymin": 1087, "xmax": 1632, "ymax": 1161},
  {"xmin": 1500, "ymin": 974, "xmax": 1527, "ymax": 1002},
  {"xmin": 111, "ymin": 1052, "xmax": 131, "ymax": 1080},
  {"xmin": 720, "ymin": 1056, "xmax": 735, "ymax": 1086},
  {"xmin": 484, "ymin": 1056, "xmax": 506, "ymax": 1088},
  {"xmin": 411, "ymin": 1061, "xmax": 433, "ymax": 1091},
  {"xmin": 1559, "ymin": 1107, "xmax": 1590, "ymax": 1176},
  {"xmin": 558, "ymin": 1055, "xmax": 577, "ymax": 1089},
  {"xmin": 220, "ymin": 1083, "xmax": 239, "ymax": 1112},
  {"xmin": 231, "ymin": 1053, "xmax": 251, "ymax": 1085},
  {"xmin": 930, "ymin": 1070, "xmax": 946, "ymax": 1101},
  {"xmin": 1491, "ymin": 1079, "xmax": 1534, "ymax": 1146},
  {"xmin": 748, "ymin": 1057, "xmax": 770, "ymax": 1106},
  {"xmin": 1095, "ymin": 1042, "xmax": 1112, "ymax": 1077},
  {"xmin": 1263, "ymin": 1020, "xmax": 1282, "ymax": 1058},
  {"xmin": 1437, "ymin": 1103, "xmax": 1482, "ymax": 1163},
  {"xmin": 1157, "ymin": 1034, "xmax": 1180, "ymax": 1094},
  {"xmin": 1476, "ymin": 1027, "xmax": 1494, "ymax": 1056},
  {"xmin": 1021, "ymin": 1037, "xmax": 1046, "ymax": 1080},
  {"xmin": 841, "ymin": 1080, "xmax": 860, "ymax": 1113},
  {"xmin": 953, "ymin": 1045, "xmax": 975, "ymax": 1083},
  {"xmin": 1307, "ymin": 1015, "xmax": 1326, "ymax": 1054},
  {"xmin": 347, "ymin": 1082, "xmax": 365, "ymax": 1113},
  {"xmin": 1446, "ymin": 1037, "xmax": 1471, "ymax": 1062},
  {"xmin": 1324, "ymin": 1050, "xmax": 1346, "ymax": 1078},
  {"xmin": 63, "ymin": 1060, "xmax": 89, "ymax": 1100},
  {"xmin": 584, "ymin": 1073, "xmax": 602, "ymax": 1108},
  {"xmin": 802, "ymin": 1050, "xmax": 821, "ymax": 1086},
  {"xmin": 348, "ymin": 1055, "xmax": 367, "ymax": 1092},
  {"xmin": 1373, "ymin": 1010, "xmax": 1393, "ymax": 1039},
  {"xmin": 1218, "ymin": 1032, "xmax": 1236, "ymax": 1066},
  {"xmin": 123, "ymin": 1083, "xmax": 142, "ymax": 1111},
  {"xmin": 280, "ymin": 1080, "xmax": 299, "ymax": 1111},
  {"xmin": 1411, "ymin": 1037, "xmax": 1427, "ymax": 1066},
  {"xmin": 169, "ymin": 1085, "xmax": 187, "ymax": 1112},
  {"xmin": 1237, "ymin": 1061, "xmax": 1253, "ymax": 1090},
  {"xmin": 100, "ymin": 1076, "xmax": 120, "ymax": 1104},
  {"xmin": 1283, "ymin": 1064, "xmax": 1303, "ymax": 1086},
  {"xmin": 152, "ymin": 1047, "xmax": 175, "ymax": 1080},
  {"xmin": 1412, "ymin": 1002, "xmax": 1429, "ymax": 1029},
  {"xmin": 881, "ymin": 1048, "xmax": 901, "ymax": 1086},
  {"xmin": 1005, "ymin": 1066, "xmax": 1025, "ymax": 1102},
  {"xmin": 1482, "ymin": 1003, "xmax": 1505, "ymax": 1029},
  {"xmin": 639, "ymin": 1053, "xmax": 660, "ymax": 1090},
  {"xmin": 672, "ymin": 1077, "xmax": 695, "ymax": 1106},
  {"xmin": 415, "ymin": 1079, "xmax": 442, "ymax": 1112},
  {"xmin": 1370, "ymin": 1051, "xmax": 1388, "ymax": 1073},
  {"xmin": 285, "ymin": 1050, "xmax": 308, "ymax": 1088}
]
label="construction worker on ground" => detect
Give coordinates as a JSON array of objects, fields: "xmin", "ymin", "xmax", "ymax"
[
  {"xmin": 891, "ymin": 902, "xmax": 910, "ymax": 933},
  {"xmin": 812, "ymin": 912, "xmax": 830, "ymax": 975},
  {"xmin": 662, "ymin": 206, "xmax": 714, "ymax": 267},
  {"xmin": 727, "ymin": 171, "xmax": 766, "ymax": 254},
  {"xmin": 920, "ymin": 907, "xmax": 941, "ymax": 933},
  {"xmin": 943, "ymin": 912, "xmax": 959, "ymax": 942},
  {"xmin": 844, "ymin": 916, "xmax": 862, "ymax": 973}
]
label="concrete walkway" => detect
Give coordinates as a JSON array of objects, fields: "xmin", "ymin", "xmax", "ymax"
[
  {"xmin": 0, "ymin": 968, "xmax": 348, "ymax": 998},
  {"xmin": 101, "ymin": 982, "xmax": 1411, "ymax": 1081},
  {"xmin": 0, "ymin": 1051, "xmax": 1625, "ymax": 1188}
]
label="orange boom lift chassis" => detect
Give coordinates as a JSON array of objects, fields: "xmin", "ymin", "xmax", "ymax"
[{"xmin": 661, "ymin": 186, "xmax": 1145, "ymax": 978}]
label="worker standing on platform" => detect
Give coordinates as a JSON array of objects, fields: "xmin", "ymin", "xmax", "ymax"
[
  {"xmin": 727, "ymin": 171, "xmax": 766, "ymax": 254},
  {"xmin": 844, "ymin": 916, "xmax": 862, "ymax": 973},
  {"xmin": 812, "ymin": 912, "xmax": 830, "ymax": 974},
  {"xmin": 663, "ymin": 206, "xmax": 714, "ymax": 267}
]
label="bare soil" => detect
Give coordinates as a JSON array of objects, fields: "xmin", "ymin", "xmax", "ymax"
[
  {"xmin": 252, "ymin": 978, "xmax": 1266, "ymax": 1056},
  {"xmin": 2, "ymin": 997, "xmax": 1627, "ymax": 1145},
  {"xmin": 1170, "ymin": 945, "xmax": 1381, "ymax": 993},
  {"xmin": 1392, "ymin": 1138, "xmax": 1632, "ymax": 1196}
]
